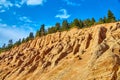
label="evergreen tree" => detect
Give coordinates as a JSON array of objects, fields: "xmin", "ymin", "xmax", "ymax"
[
  {"xmin": 14, "ymin": 39, "xmax": 21, "ymax": 46},
  {"xmin": 48, "ymin": 26, "xmax": 56, "ymax": 34},
  {"xmin": 98, "ymin": 18, "xmax": 104, "ymax": 24},
  {"xmin": 18, "ymin": 39, "xmax": 21, "ymax": 45},
  {"xmin": 72, "ymin": 18, "xmax": 80, "ymax": 28},
  {"xmin": 8, "ymin": 39, "xmax": 13, "ymax": 48},
  {"xmin": 107, "ymin": 10, "xmax": 116, "ymax": 22},
  {"xmin": 40, "ymin": 24, "xmax": 45, "ymax": 36},
  {"xmin": 25, "ymin": 37, "xmax": 30, "ymax": 42},
  {"xmin": 83, "ymin": 19, "xmax": 91, "ymax": 27},
  {"xmin": 35, "ymin": 30, "xmax": 40, "ymax": 37},
  {"xmin": 55, "ymin": 22, "xmax": 61, "ymax": 31},
  {"xmin": 91, "ymin": 18, "xmax": 96, "ymax": 25},
  {"xmin": 35, "ymin": 24, "xmax": 45, "ymax": 37},
  {"xmin": 103, "ymin": 16, "xmax": 107, "ymax": 23},
  {"xmin": 79, "ymin": 20, "xmax": 84, "ymax": 28},
  {"xmin": 2, "ymin": 43, "xmax": 6, "ymax": 48},
  {"xmin": 29, "ymin": 32, "xmax": 34, "ymax": 39},
  {"xmin": 62, "ymin": 20, "xmax": 69, "ymax": 31},
  {"xmin": 22, "ymin": 38, "xmax": 25, "ymax": 43}
]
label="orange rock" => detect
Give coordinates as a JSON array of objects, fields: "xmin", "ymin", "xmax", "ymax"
[{"xmin": 0, "ymin": 22, "xmax": 120, "ymax": 80}]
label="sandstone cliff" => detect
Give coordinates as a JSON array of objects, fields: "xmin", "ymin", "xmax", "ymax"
[{"xmin": 0, "ymin": 22, "xmax": 120, "ymax": 80}]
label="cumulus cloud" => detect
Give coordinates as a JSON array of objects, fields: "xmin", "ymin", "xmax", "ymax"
[
  {"xmin": 0, "ymin": 0, "xmax": 47, "ymax": 11},
  {"xmin": 55, "ymin": 9, "xmax": 71, "ymax": 19},
  {"xmin": 19, "ymin": 16, "xmax": 32, "ymax": 23},
  {"xmin": 19, "ymin": 0, "xmax": 47, "ymax": 6},
  {"xmin": 26, "ymin": 0, "xmax": 47, "ymax": 5},
  {"xmin": 0, "ymin": 23, "xmax": 35, "ymax": 47},
  {"xmin": 13, "ymin": 0, "xmax": 47, "ymax": 9},
  {"xmin": 0, "ymin": 0, "xmax": 13, "ymax": 12},
  {"xmin": 64, "ymin": 0, "xmax": 81, "ymax": 6},
  {"xmin": 0, "ymin": 9, "xmax": 5, "ymax": 13},
  {"xmin": 0, "ymin": 0, "xmax": 13, "ymax": 8},
  {"xmin": 15, "ymin": 3, "xmax": 21, "ymax": 8}
]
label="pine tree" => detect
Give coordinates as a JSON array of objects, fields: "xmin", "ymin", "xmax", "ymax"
[
  {"xmin": 40, "ymin": 24, "xmax": 45, "ymax": 36},
  {"xmin": 29, "ymin": 32, "xmax": 34, "ymax": 39},
  {"xmin": 79, "ymin": 20, "xmax": 84, "ymax": 28},
  {"xmin": 98, "ymin": 18, "xmax": 104, "ymax": 24},
  {"xmin": 83, "ymin": 19, "xmax": 91, "ymax": 27},
  {"xmin": 35, "ymin": 24, "xmax": 45, "ymax": 37},
  {"xmin": 73, "ymin": 18, "xmax": 80, "ymax": 28},
  {"xmin": 62, "ymin": 20, "xmax": 69, "ymax": 31},
  {"xmin": 91, "ymin": 18, "xmax": 96, "ymax": 25},
  {"xmin": 55, "ymin": 22, "xmax": 61, "ymax": 31},
  {"xmin": 103, "ymin": 16, "xmax": 107, "ymax": 23},
  {"xmin": 14, "ymin": 39, "xmax": 21, "ymax": 46},
  {"xmin": 35, "ymin": 30, "xmax": 40, "ymax": 37},
  {"xmin": 107, "ymin": 10, "xmax": 116, "ymax": 23},
  {"xmin": 8, "ymin": 39, "xmax": 13, "ymax": 48},
  {"xmin": 17, "ymin": 39, "xmax": 21, "ymax": 45},
  {"xmin": 22, "ymin": 38, "xmax": 25, "ymax": 43},
  {"xmin": 48, "ymin": 26, "xmax": 56, "ymax": 34},
  {"xmin": 2, "ymin": 43, "xmax": 6, "ymax": 48}
]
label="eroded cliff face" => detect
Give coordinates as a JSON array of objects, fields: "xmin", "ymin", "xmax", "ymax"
[{"xmin": 0, "ymin": 22, "xmax": 120, "ymax": 80}]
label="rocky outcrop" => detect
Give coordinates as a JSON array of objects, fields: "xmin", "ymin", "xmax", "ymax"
[{"xmin": 0, "ymin": 22, "xmax": 120, "ymax": 80}]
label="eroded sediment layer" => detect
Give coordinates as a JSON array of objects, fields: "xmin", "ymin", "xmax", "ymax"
[{"xmin": 0, "ymin": 22, "xmax": 120, "ymax": 80}]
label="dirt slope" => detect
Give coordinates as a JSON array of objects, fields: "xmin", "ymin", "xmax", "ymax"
[{"xmin": 0, "ymin": 22, "xmax": 120, "ymax": 80}]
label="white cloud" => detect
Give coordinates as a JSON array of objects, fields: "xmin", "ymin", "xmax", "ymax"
[
  {"xmin": 55, "ymin": 9, "xmax": 71, "ymax": 19},
  {"xmin": 19, "ymin": 16, "xmax": 32, "ymax": 23},
  {"xmin": 19, "ymin": 0, "xmax": 47, "ymax": 6},
  {"xmin": 15, "ymin": 3, "xmax": 21, "ymax": 8},
  {"xmin": 0, "ymin": 9, "xmax": 5, "ymax": 13},
  {"xmin": 20, "ymin": 0, "xmax": 27, "ymax": 5},
  {"xmin": 64, "ymin": 0, "xmax": 81, "ymax": 6},
  {"xmin": 0, "ymin": 0, "xmax": 13, "ymax": 8},
  {"xmin": 0, "ymin": 0, "xmax": 47, "ymax": 12},
  {"xmin": 26, "ymin": 0, "xmax": 46, "ymax": 5},
  {"xmin": 0, "ymin": 23, "xmax": 35, "ymax": 47},
  {"xmin": 0, "ymin": 0, "xmax": 13, "ymax": 12}
]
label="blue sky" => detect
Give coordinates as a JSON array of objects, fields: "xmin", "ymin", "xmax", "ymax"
[{"xmin": 0, "ymin": 0, "xmax": 120, "ymax": 47}]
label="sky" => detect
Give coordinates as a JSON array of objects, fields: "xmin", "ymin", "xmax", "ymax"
[{"xmin": 0, "ymin": 0, "xmax": 120, "ymax": 47}]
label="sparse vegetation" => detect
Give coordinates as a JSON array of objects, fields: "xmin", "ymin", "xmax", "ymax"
[{"xmin": 0, "ymin": 10, "xmax": 117, "ymax": 53}]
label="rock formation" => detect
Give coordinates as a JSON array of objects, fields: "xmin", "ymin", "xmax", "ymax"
[{"xmin": 0, "ymin": 22, "xmax": 120, "ymax": 80}]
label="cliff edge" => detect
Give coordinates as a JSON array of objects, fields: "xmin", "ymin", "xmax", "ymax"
[{"xmin": 0, "ymin": 22, "xmax": 120, "ymax": 80}]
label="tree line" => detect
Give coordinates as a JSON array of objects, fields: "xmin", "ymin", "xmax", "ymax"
[{"xmin": 0, "ymin": 10, "xmax": 117, "ymax": 53}]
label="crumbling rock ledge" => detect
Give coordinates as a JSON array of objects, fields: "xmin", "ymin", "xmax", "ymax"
[{"xmin": 0, "ymin": 22, "xmax": 120, "ymax": 80}]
